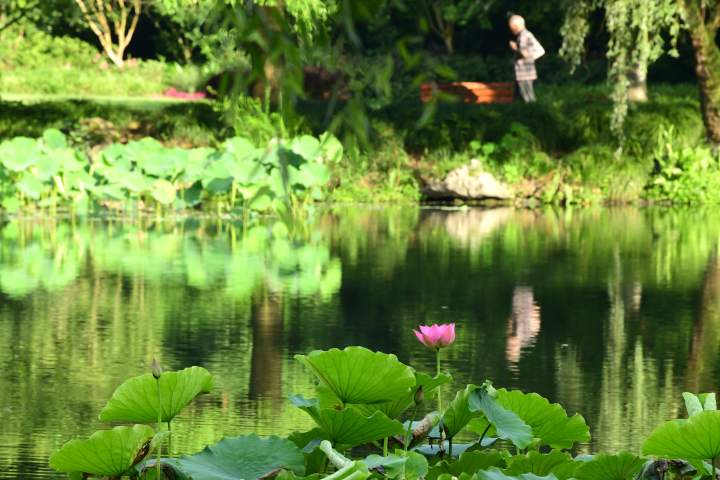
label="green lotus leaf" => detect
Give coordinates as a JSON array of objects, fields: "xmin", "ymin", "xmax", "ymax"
[
  {"xmin": 99, "ymin": 366, "xmax": 213, "ymax": 423},
  {"xmin": 17, "ymin": 173, "xmax": 48, "ymax": 200},
  {"xmin": 365, "ymin": 451, "xmax": 428, "ymax": 480},
  {"xmin": 443, "ymin": 385, "xmax": 480, "ymax": 439},
  {"xmin": 0, "ymin": 137, "xmax": 39, "ymax": 171},
  {"xmin": 573, "ymin": 452, "xmax": 644, "ymax": 480},
  {"xmin": 318, "ymin": 133, "xmax": 343, "ymax": 164},
  {"xmin": 504, "ymin": 451, "xmax": 576, "ymax": 480},
  {"xmin": 297, "ymin": 162, "xmax": 330, "ymax": 189},
  {"xmin": 347, "ymin": 372, "xmax": 453, "ymax": 419},
  {"xmin": 291, "ymin": 396, "xmax": 405, "ymax": 447},
  {"xmin": 160, "ymin": 435, "xmax": 304, "ymax": 480},
  {"xmin": 643, "ymin": 410, "xmax": 720, "ymax": 461},
  {"xmin": 119, "ymin": 170, "xmax": 153, "ymax": 194},
  {"xmin": 42, "ymin": 129, "xmax": 67, "ymax": 150},
  {"xmin": 476, "ymin": 469, "xmax": 558, "ymax": 480},
  {"xmin": 49, "ymin": 424, "xmax": 155, "ymax": 477},
  {"xmin": 151, "ymin": 179, "xmax": 177, "ymax": 205},
  {"xmin": 427, "ymin": 450, "xmax": 505, "ymax": 480},
  {"xmin": 290, "ymin": 135, "xmax": 321, "ymax": 162},
  {"xmin": 33, "ymin": 154, "xmax": 61, "ymax": 180},
  {"xmin": 224, "ymin": 137, "xmax": 258, "ymax": 161},
  {"xmin": 295, "ymin": 346, "xmax": 415, "ymax": 404},
  {"xmin": 468, "ymin": 387, "xmax": 533, "ymax": 449},
  {"xmin": 683, "ymin": 392, "xmax": 717, "ymax": 416},
  {"xmin": 2, "ymin": 196, "xmax": 21, "ymax": 214},
  {"xmin": 180, "ymin": 147, "xmax": 214, "ymax": 183},
  {"xmin": 490, "ymin": 389, "xmax": 590, "ymax": 449},
  {"xmin": 229, "ymin": 158, "xmax": 267, "ymax": 186},
  {"xmin": 202, "ymin": 153, "xmax": 234, "ymax": 192}
]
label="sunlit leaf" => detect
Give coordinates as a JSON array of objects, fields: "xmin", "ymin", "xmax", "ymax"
[
  {"xmin": 504, "ymin": 451, "xmax": 576, "ymax": 479},
  {"xmin": 291, "ymin": 396, "xmax": 405, "ymax": 447},
  {"xmin": 427, "ymin": 450, "xmax": 505, "ymax": 480},
  {"xmin": 490, "ymin": 389, "xmax": 590, "ymax": 449},
  {"xmin": 50, "ymin": 425, "xmax": 155, "ymax": 477},
  {"xmin": 349, "ymin": 372, "xmax": 452, "ymax": 419},
  {"xmin": 295, "ymin": 346, "xmax": 415, "ymax": 404},
  {"xmin": 365, "ymin": 451, "xmax": 428, "ymax": 480},
  {"xmin": 99, "ymin": 366, "xmax": 213, "ymax": 423},
  {"xmin": 475, "ymin": 469, "xmax": 559, "ymax": 480},
  {"xmin": 42, "ymin": 129, "xmax": 67, "ymax": 149},
  {"xmin": 468, "ymin": 387, "xmax": 533, "ymax": 449},
  {"xmin": 151, "ymin": 179, "xmax": 177, "ymax": 205},
  {"xmin": 443, "ymin": 385, "xmax": 480, "ymax": 439},
  {"xmin": 643, "ymin": 411, "xmax": 720, "ymax": 461},
  {"xmin": 161, "ymin": 435, "xmax": 305, "ymax": 480},
  {"xmin": 573, "ymin": 452, "xmax": 644, "ymax": 480}
]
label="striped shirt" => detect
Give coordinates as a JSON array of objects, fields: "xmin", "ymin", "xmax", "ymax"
[{"xmin": 514, "ymin": 29, "xmax": 542, "ymax": 81}]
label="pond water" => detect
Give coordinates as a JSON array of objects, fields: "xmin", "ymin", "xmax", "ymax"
[{"xmin": 2, "ymin": 207, "xmax": 720, "ymax": 478}]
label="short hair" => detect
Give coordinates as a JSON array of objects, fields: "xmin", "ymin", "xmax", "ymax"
[{"xmin": 509, "ymin": 15, "xmax": 525, "ymax": 27}]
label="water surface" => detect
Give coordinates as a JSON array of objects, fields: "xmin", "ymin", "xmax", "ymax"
[{"xmin": 2, "ymin": 207, "xmax": 720, "ymax": 478}]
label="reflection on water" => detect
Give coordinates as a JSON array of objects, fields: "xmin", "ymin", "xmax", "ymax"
[
  {"xmin": 2, "ymin": 207, "xmax": 720, "ymax": 478},
  {"xmin": 506, "ymin": 287, "xmax": 541, "ymax": 366}
]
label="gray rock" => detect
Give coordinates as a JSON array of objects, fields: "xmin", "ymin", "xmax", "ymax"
[{"xmin": 423, "ymin": 160, "xmax": 512, "ymax": 200}]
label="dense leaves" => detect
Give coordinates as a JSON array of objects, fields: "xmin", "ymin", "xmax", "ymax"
[
  {"xmin": 291, "ymin": 396, "xmax": 405, "ymax": 447},
  {"xmin": 48, "ymin": 342, "xmax": 720, "ymax": 480},
  {"xmin": 0, "ymin": 130, "xmax": 341, "ymax": 214}
]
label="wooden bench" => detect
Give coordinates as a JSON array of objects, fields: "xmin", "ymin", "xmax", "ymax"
[{"xmin": 420, "ymin": 82, "xmax": 514, "ymax": 104}]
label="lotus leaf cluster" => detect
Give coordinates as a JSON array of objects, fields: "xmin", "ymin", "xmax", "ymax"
[
  {"xmin": 49, "ymin": 347, "xmax": 720, "ymax": 479},
  {"xmin": 0, "ymin": 130, "xmax": 342, "ymax": 214}
]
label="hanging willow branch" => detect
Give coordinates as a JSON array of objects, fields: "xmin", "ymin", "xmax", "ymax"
[
  {"xmin": 74, "ymin": 0, "xmax": 142, "ymax": 67},
  {"xmin": 560, "ymin": 0, "xmax": 680, "ymax": 138}
]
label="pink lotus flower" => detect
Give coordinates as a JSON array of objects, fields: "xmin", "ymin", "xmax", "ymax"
[{"xmin": 414, "ymin": 323, "xmax": 456, "ymax": 349}]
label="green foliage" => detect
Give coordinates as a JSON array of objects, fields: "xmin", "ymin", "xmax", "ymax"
[
  {"xmin": 488, "ymin": 389, "xmax": 590, "ymax": 449},
  {"xmin": 291, "ymin": 396, "xmax": 405, "ymax": 447},
  {"xmin": 503, "ymin": 451, "xmax": 575, "ymax": 478},
  {"xmin": 0, "ymin": 128, "xmax": 341, "ymax": 214},
  {"xmin": 475, "ymin": 470, "xmax": 559, "ymax": 480},
  {"xmin": 573, "ymin": 453, "xmax": 645, "ymax": 480},
  {"xmin": 49, "ymin": 425, "xmax": 155, "ymax": 477},
  {"xmin": 468, "ymin": 386, "xmax": 534, "ymax": 449},
  {"xmin": 0, "ymin": 23, "xmax": 171, "ymax": 95},
  {"xmin": 159, "ymin": 435, "xmax": 305, "ymax": 480},
  {"xmin": 99, "ymin": 366, "xmax": 213, "ymax": 423},
  {"xmin": 442, "ymin": 385, "xmax": 480, "ymax": 439},
  {"xmin": 642, "ymin": 410, "xmax": 720, "ymax": 462},
  {"xmin": 644, "ymin": 126, "xmax": 720, "ymax": 204},
  {"xmin": 295, "ymin": 346, "xmax": 415, "ymax": 404},
  {"xmin": 428, "ymin": 450, "xmax": 505, "ymax": 480},
  {"xmin": 46, "ymin": 338, "xmax": 720, "ymax": 480}
]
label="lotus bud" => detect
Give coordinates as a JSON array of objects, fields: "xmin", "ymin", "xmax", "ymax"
[
  {"xmin": 414, "ymin": 386, "xmax": 425, "ymax": 406},
  {"xmin": 151, "ymin": 358, "xmax": 163, "ymax": 379}
]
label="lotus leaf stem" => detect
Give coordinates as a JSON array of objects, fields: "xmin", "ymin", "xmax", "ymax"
[{"xmin": 156, "ymin": 378, "xmax": 162, "ymax": 479}]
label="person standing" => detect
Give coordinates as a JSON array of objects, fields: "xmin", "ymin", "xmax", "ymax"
[{"xmin": 508, "ymin": 15, "xmax": 544, "ymax": 103}]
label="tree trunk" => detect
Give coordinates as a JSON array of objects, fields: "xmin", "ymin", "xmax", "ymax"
[
  {"xmin": 686, "ymin": 247, "xmax": 720, "ymax": 392},
  {"xmin": 627, "ymin": 65, "xmax": 648, "ymax": 102},
  {"xmin": 443, "ymin": 23, "xmax": 455, "ymax": 54},
  {"xmin": 683, "ymin": 1, "xmax": 720, "ymax": 145}
]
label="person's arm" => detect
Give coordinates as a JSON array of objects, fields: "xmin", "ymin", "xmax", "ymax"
[{"xmin": 518, "ymin": 33, "xmax": 536, "ymax": 60}]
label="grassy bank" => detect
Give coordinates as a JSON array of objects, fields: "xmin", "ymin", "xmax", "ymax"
[{"xmin": 1, "ymin": 83, "xmax": 718, "ymax": 207}]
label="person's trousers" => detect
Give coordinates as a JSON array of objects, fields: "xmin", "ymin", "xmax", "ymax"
[{"xmin": 516, "ymin": 80, "xmax": 536, "ymax": 103}]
